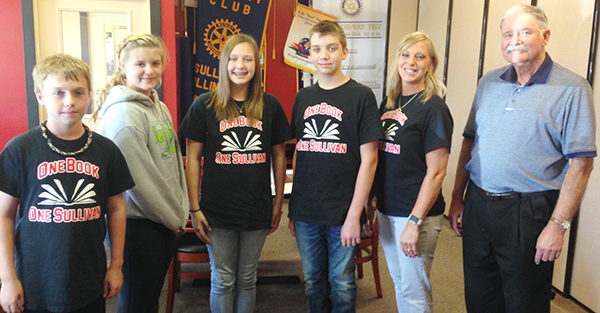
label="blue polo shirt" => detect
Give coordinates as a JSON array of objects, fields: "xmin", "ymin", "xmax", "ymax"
[{"xmin": 464, "ymin": 54, "xmax": 596, "ymax": 193}]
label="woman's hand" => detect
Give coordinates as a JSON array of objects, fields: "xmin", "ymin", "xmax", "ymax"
[
  {"xmin": 400, "ymin": 222, "xmax": 420, "ymax": 258},
  {"xmin": 191, "ymin": 210, "xmax": 212, "ymax": 244}
]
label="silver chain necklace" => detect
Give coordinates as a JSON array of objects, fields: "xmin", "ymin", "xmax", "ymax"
[{"xmin": 400, "ymin": 92, "xmax": 420, "ymax": 110}]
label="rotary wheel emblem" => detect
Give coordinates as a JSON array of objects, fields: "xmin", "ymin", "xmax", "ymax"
[
  {"xmin": 340, "ymin": 0, "xmax": 362, "ymax": 18},
  {"xmin": 204, "ymin": 19, "xmax": 241, "ymax": 59}
]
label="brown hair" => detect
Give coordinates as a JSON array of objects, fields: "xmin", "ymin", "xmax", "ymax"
[
  {"xmin": 309, "ymin": 20, "xmax": 347, "ymax": 49},
  {"xmin": 33, "ymin": 54, "xmax": 90, "ymax": 94},
  {"xmin": 208, "ymin": 33, "xmax": 263, "ymax": 124}
]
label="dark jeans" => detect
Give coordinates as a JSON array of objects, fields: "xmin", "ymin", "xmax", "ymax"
[
  {"xmin": 462, "ymin": 182, "xmax": 559, "ymax": 313},
  {"xmin": 24, "ymin": 295, "xmax": 104, "ymax": 313},
  {"xmin": 117, "ymin": 218, "xmax": 176, "ymax": 313}
]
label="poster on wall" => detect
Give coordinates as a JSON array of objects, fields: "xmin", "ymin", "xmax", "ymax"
[
  {"xmin": 312, "ymin": 0, "xmax": 389, "ymax": 103},
  {"xmin": 193, "ymin": 0, "xmax": 272, "ymax": 98},
  {"xmin": 283, "ymin": 4, "xmax": 335, "ymax": 74}
]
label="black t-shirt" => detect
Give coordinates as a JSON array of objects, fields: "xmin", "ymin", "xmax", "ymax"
[
  {"xmin": 0, "ymin": 126, "xmax": 134, "ymax": 312},
  {"xmin": 374, "ymin": 92, "xmax": 453, "ymax": 217},
  {"xmin": 289, "ymin": 79, "xmax": 384, "ymax": 225},
  {"xmin": 178, "ymin": 92, "xmax": 292, "ymax": 231}
]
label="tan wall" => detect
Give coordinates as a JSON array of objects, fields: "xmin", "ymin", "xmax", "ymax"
[{"xmin": 390, "ymin": 0, "xmax": 600, "ymax": 310}]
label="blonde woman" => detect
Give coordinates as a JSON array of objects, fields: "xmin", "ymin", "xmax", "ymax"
[{"xmin": 368, "ymin": 32, "xmax": 453, "ymax": 312}]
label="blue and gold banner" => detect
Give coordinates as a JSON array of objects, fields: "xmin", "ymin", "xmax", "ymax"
[{"xmin": 194, "ymin": 0, "xmax": 272, "ymax": 97}]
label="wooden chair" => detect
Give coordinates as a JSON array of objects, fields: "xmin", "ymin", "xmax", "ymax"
[
  {"xmin": 165, "ymin": 226, "xmax": 210, "ymax": 313},
  {"xmin": 356, "ymin": 213, "xmax": 383, "ymax": 298}
]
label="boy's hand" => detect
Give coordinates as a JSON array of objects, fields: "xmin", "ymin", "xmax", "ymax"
[
  {"xmin": 341, "ymin": 218, "xmax": 361, "ymax": 247},
  {"xmin": 288, "ymin": 219, "xmax": 295, "ymax": 237},
  {"xmin": 103, "ymin": 266, "xmax": 123, "ymax": 298},
  {"xmin": 1, "ymin": 278, "xmax": 24, "ymax": 313}
]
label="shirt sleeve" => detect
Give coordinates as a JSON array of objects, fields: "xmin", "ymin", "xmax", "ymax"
[
  {"xmin": 0, "ymin": 141, "xmax": 22, "ymax": 197},
  {"xmin": 269, "ymin": 95, "xmax": 293, "ymax": 146},
  {"xmin": 423, "ymin": 98, "xmax": 454, "ymax": 154},
  {"xmin": 463, "ymin": 93, "xmax": 478, "ymax": 140},
  {"xmin": 106, "ymin": 142, "xmax": 136, "ymax": 197},
  {"xmin": 359, "ymin": 89, "xmax": 385, "ymax": 145},
  {"xmin": 179, "ymin": 93, "xmax": 209, "ymax": 143},
  {"xmin": 290, "ymin": 94, "xmax": 300, "ymax": 139},
  {"xmin": 562, "ymin": 83, "xmax": 597, "ymax": 158}
]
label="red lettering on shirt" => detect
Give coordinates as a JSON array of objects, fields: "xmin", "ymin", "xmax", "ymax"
[
  {"xmin": 219, "ymin": 116, "xmax": 263, "ymax": 132},
  {"xmin": 381, "ymin": 110, "xmax": 408, "ymax": 126},
  {"xmin": 303, "ymin": 103, "xmax": 344, "ymax": 121},
  {"xmin": 37, "ymin": 158, "xmax": 100, "ymax": 180}
]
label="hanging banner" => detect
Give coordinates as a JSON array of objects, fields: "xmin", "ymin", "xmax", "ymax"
[
  {"xmin": 284, "ymin": 4, "xmax": 335, "ymax": 74},
  {"xmin": 312, "ymin": 0, "xmax": 389, "ymax": 103},
  {"xmin": 194, "ymin": 0, "xmax": 272, "ymax": 97}
]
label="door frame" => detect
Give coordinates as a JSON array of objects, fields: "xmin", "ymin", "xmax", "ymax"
[{"xmin": 21, "ymin": 0, "xmax": 161, "ymax": 128}]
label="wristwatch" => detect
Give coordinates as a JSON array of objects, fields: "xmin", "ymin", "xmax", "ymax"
[
  {"xmin": 408, "ymin": 213, "xmax": 423, "ymax": 226},
  {"xmin": 550, "ymin": 216, "xmax": 571, "ymax": 230}
]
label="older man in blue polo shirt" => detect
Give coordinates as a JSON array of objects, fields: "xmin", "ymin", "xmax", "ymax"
[{"xmin": 449, "ymin": 4, "xmax": 596, "ymax": 313}]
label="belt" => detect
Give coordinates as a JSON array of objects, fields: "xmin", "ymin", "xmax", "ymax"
[
  {"xmin": 484, "ymin": 191, "xmax": 519, "ymax": 200},
  {"xmin": 471, "ymin": 182, "xmax": 521, "ymax": 200}
]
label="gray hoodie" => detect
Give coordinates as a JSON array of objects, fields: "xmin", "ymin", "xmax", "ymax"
[{"xmin": 98, "ymin": 85, "xmax": 188, "ymax": 231}]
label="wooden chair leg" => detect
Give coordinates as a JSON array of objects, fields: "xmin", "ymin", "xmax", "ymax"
[
  {"xmin": 173, "ymin": 259, "xmax": 181, "ymax": 293},
  {"xmin": 356, "ymin": 249, "xmax": 364, "ymax": 279},
  {"xmin": 166, "ymin": 259, "xmax": 175, "ymax": 313},
  {"xmin": 371, "ymin": 255, "xmax": 383, "ymax": 298}
]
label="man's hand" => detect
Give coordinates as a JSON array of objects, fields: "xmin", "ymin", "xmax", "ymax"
[
  {"xmin": 269, "ymin": 203, "xmax": 283, "ymax": 235},
  {"xmin": 448, "ymin": 198, "xmax": 464, "ymax": 236},
  {"xmin": 341, "ymin": 217, "xmax": 361, "ymax": 247},
  {"xmin": 103, "ymin": 266, "xmax": 123, "ymax": 298},
  {"xmin": 400, "ymin": 223, "xmax": 420, "ymax": 258},
  {"xmin": 191, "ymin": 210, "xmax": 211, "ymax": 244},
  {"xmin": 0, "ymin": 278, "xmax": 24, "ymax": 313},
  {"xmin": 288, "ymin": 219, "xmax": 295, "ymax": 237},
  {"xmin": 535, "ymin": 222, "xmax": 565, "ymax": 264}
]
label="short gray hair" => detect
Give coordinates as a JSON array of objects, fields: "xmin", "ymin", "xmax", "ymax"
[{"xmin": 500, "ymin": 5, "xmax": 548, "ymax": 31}]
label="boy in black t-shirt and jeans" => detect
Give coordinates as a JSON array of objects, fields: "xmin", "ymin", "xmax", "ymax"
[
  {"xmin": 0, "ymin": 54, "xmax": 134, "ymax": 313},
  {"xmin": 288, "ymin": 21, "xmax": 384, "ymax": 312}
]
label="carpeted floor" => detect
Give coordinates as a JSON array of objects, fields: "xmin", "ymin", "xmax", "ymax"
[{"xmin": 107, "ymin": 200, "xmax": 590, "ymax": 312}]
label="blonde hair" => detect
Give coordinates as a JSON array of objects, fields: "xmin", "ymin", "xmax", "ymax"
[
  {"xmin": 33, "ymin": 54, "xmax": 90, "ymax": 94},
  {"xmin": 93, "ymin": 33, "xmax": 167, "ymax": 120},
  {"xmin": 386, "ymin": 32, "xmax": 446, "ymax": 110},
  {"xmin": 208, "ymin": 33, "xmax": 263, "ymax": 124},
  {"xmin": 309, "ymin": 20, "xmax": 347, "ymax": 49}
]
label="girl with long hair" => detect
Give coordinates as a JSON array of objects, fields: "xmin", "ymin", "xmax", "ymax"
[
  {"xmin": 179, "ymin": 33, "xmax": 291, "ymax": 313},
  {"xmin": 97, "ymin": 33, "xmax": 189, "ymax": 313}
]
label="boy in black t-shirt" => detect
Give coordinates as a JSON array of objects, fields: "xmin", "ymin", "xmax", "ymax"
[
  {"xmin": 288, "ymin": 21, "xmax": 383, "ymax": 312},
  {"xmin": 0, "ymin": 54, "xmax": 134, "ymax": 313}
]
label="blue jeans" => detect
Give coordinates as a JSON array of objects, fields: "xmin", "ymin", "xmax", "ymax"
[
  {"xmin": 206, "ymin": 227, "xmax": 269, "ymax": 313},
  {"xmin": 294, "ymin": 221, "xmax": 357, "ymax": 313}
]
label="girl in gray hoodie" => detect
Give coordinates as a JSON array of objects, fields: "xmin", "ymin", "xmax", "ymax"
[{"xmin": 96, "ymin": 33, "xmax": 189, "ymax": 313}]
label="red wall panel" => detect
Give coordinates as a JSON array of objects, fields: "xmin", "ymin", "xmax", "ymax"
[
  {"xmin": 0, "ymin": 1, "xmax": 29, "ymax": 149},
  {"xmin": 264, "ymin": 1, "xmax": 297, "ymax": 121}
]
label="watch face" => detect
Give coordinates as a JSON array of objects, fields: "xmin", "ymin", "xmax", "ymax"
[{"xmin": 563, "ymin": 220, "xmax": 571, "ymax": 229}]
